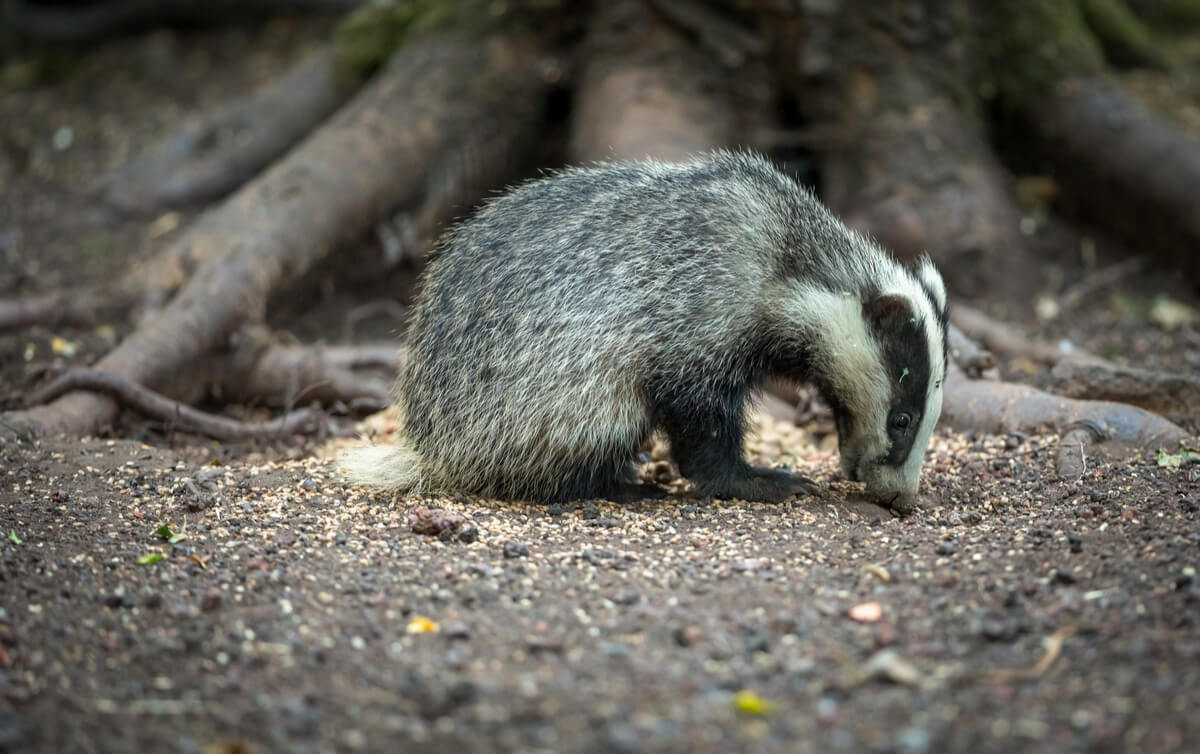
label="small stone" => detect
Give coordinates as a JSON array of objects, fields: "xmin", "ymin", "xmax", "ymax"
[
  {"xmin": 581, "ymin": 503, "xmax": 600, "ymax": 520},
  {"xmin": 936, "ymin": 540, "xmax": 957, "ymax": 556},
  {"xmin": 300, "ymin": 478, "xmax": 318, "ymax": 491},
  {"xmin": 457, "ymin": 524, "xmax": 479, "ymax": 544},
  {"xmin": 897, "ymin": 726, "xmax": 931, "ymax": 752},
  {"xmin": 201, "ymin": 587, "xmax": 222, "ymax": 612},
  {"xmin": 503, "ymin": 541, "xmax": 529, "ymax": 558},
  {"xmin": 445, "ymin": 622, "xmax": 471, "ymax": 639},
  {"xmin": 611, "ymin": 590, "xmax": 640, "ymax": 606},
  {"xmin": 50, "ymin": 489, "xmax": 69, "ymax": 503},
  {"xmin": 673, "ymin": 625, "xmax": 703, "ymax": 647},
  {"xmin": 1068, "ymin": 535, "xmax": 1082, "ymax": 553}
]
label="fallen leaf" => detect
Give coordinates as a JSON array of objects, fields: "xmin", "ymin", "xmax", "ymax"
[
  {"xmin": 849, "ymin": 602, "xmax": 882, "ymax": 623},
  {"xmin": 1156, "ymin": 448, "xmax": 1200, "ymax": 469},
  {"xmin": 863, "ymin": 564, "xmax": 890, "ymax": 582},
  {"xmin": 7, "ymin": 529, "xmax": 21, "ymax": 545},
  {"xmin": 155, "ymin": 524, "xmax": 186, "ymax": 544},
  {"xmin": 406, "ymin": 616, "xmax": 440, "ymax": 634},
  {"xmin": 137, "ymin": 553, "xmax": 164, "ymax": 565},
  {"xmin": 1149, "ymin": 295, "xmax": 1196, "ymax": 331},
  {"xmin": 732, "ymin": 690, "xmax": 774, "ymax": 716}
]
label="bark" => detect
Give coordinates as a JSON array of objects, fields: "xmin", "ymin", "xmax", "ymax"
[
  {"xmin": 767, "ymin": 1, "xmax": 1030, "ymax": 298},
  {"xmin": 1, "ymin": 29, "xmax": 550, "ymax": 441},
  {"xmin": 976, "ymin": 0, "xmax": 1200, "ymax": 283},
  {"xmin": 567, "ymin": 0, "xmax": 770, "ymax": 163},
  {"xmin": 942, "ymin": 363, "xmax": 1189, "ymax": 448},
  {"xmin": 95, "ymin": 45, "xmax": 362, "ymax": 216},
  {"xmin": 1050, "ymin": 358, "xmax": 1200, "ymax": 418}
]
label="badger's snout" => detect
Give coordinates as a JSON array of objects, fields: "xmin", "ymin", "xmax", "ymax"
[{"xmin": 862, "ymin": 463, "xmax": 919, "ymax": 514}]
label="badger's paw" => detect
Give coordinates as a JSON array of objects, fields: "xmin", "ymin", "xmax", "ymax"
[{"xmin": 709, "ymin": 467, "xmax": 821, "ymax": 503}]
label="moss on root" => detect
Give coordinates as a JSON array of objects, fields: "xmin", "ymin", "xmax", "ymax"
[
  {"xmin": 332, "ymin": 0, "xmax": 566, "ymax": 77},
  {"xmin": 974, "ymin": 0, "xmax": 1105, "ymax": 108},
  {"xmin": 1079, "ymin": 0, "xmax": 1168, "ymax": 68}
]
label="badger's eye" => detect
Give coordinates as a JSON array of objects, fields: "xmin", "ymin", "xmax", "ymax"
[{"xmin": 891, "ymin": 412, "xmax": 911, "ymax": 430}]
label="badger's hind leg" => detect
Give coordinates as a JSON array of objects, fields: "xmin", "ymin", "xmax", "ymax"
[{"xmin": 655, "ymin": 392, "xmax": 817, "ymax": 503}]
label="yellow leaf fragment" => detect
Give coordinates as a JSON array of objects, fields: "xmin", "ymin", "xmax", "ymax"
[
  {"xmin": 406, "ymin": 616, "xmax": 440, "ymax": 634},
  {"xmin": 732, "ymin": 690, "xmax": 774, "ymax": 716}
]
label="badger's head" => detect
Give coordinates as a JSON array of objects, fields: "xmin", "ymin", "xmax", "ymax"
[{"xmin": 778, "ymin": 255, "xmax": 948, "ymax": 513}]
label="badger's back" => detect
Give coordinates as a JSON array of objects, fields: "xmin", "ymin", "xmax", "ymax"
[{"xmin": 396, "ymin": 153, "xmax": 810, "ymax": 499}]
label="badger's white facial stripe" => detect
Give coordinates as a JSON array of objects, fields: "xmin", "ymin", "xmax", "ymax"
[
  {"xmin": 915, "ymin": 255, "xmax": 947, "ymax": 314},
  {"xmin": 776, "ymin": 282, "xmax": 891, "ymax": 452}
]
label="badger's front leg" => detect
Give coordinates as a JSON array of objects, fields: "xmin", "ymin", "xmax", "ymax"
[{"xmin": 655, "ymin": 395, "xmax": 817, "ymax": 503}]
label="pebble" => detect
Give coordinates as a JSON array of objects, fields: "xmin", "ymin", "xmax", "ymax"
[
  {"xmin": 201, "ymin": 587, "xmax": 222, "ymax": 612},
  {"xmin": 936, "ymin": 540, "xmax": 957, "ymax": 556},
  {"xmin": 897, "ymin": 726, "xmax": 931, "ymax": 752},
  {"xmin": 503, "ymin": 541, "xmax": 529, "ymax": 558}
]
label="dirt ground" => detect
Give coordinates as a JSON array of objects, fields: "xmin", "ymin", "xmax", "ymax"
[{"xmin": 2, "ymin": 17, "xmax": 1200, "ymax": 754}]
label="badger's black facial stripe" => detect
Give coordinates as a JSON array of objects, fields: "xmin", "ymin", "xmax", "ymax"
[
  {"xmin": 863, "ymin": 293, "xmax": 932, "ymax": 467},
  {"xmin": 913, "ymin": 273, "xmax": 950, "ymax": 370}
]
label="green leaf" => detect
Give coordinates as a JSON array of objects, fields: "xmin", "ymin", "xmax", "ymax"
[
  {"xmin": 1156, "ymin": 448, "xmax": 1200, "ymax": 468},
  {"xmin": 8, "ymin": 529, "xmax": 21, "ymax": 545},
  {"xmin": 155, "ymin": 524, "xmax": 186, "ymax": 544},
  {"xmin": 137, "ymin": 552, "xmax": 164, "ymax": 565}
]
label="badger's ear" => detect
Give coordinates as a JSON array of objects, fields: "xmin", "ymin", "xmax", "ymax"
[
  {"xmin": 915, "ymin": 255, "xmax": 947, "ymax": 313},
  {"xmin": 866, "ymin": 294, "xmax": 916, "ymax": 333}
]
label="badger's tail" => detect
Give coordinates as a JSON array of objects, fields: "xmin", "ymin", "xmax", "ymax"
[{"xmin": 340, "ymin": 436, "xmax": 424, "ymax": 491}]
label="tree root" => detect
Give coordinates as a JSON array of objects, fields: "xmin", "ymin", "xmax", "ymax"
[
  {"xmin": 0, "ymin": 287, "xmax": 131, "ymax": 334},
  {"xmin": 950, "ymin": 304, "xmax": 1092, "ymax": 366},
  {"xmin": 0, "ymin": 30, "xmax": 549, "ymax": 442},
  {"xmin": 942, "ymin": 362, "xmax": 1189, "ymax": 449},
  {"xmin": 213, "ymin": 337, "xmax": 397, "ymax": 414},
  {"xmin": 1027, "ymin": 76, "xmax": 1200, "ymax": 283},
  {"xmin": 94, "ymin": 45, "xmax": 362, "ymax": 216},
  {"xmin": 1049, "ymin": 359, "xmax": 1200, "ymax": 418},
  {"xmin": 27, "ymin": 368, "xmax": 336, "ymax": 441},
  {"xmin": 947, "ymin": 323, "xmax": 996, "ymax": 377},
  {"xmin": 567, "ymin": 0, "xmax": 769, "ymax": 163},
  {"xmin": 771, "ymin": 2, "xmax": 1030, "ymax": 298}
]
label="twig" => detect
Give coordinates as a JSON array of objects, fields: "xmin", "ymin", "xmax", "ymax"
[
  {"xmin": 27, "ymin": 368, "xmax": 330, "ymax": 441},
  {"xmin": 983, "ymin": 626, "xmax": 1075, "ymax": 682}
]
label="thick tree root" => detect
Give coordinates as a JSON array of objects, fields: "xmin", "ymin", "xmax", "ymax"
[
  {"xmin": 94, "ymin": 45, "xmax": 361, "ymax": 216},
  {"xmin": 942, "ymin": 363, "xmax": 1189, "ymax": 449},
  {"xmin": 1049, "ymin": 359, "xmax": 1200, "ymax": 418},
  {"xmin": 567, "ymin": 0, "xmax": 768, "ymax": 163},
  {"xmin": 27, "ymin": 368, "xmax": 334, "ymax": 441},
  {"xmin": 771, "ymin": 3, "xmax": 1031, "ymax": 298},
  {"xmin": 0, "ymin": 30, "xmax": 549, "ymax": 442},
  {"xmin": 1027, "ymin": 76, "xmax": 1200, "ymax": 283}
]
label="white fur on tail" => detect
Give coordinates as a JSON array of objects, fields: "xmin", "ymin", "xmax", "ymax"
[{"xmin": 340, "ymin": 439, "xmax": 424, "ymax": 491}]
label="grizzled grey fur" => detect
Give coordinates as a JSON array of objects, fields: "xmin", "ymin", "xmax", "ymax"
[{"xmin": 344, "ymin": 150, "xmax": 949, "ymax": 512}]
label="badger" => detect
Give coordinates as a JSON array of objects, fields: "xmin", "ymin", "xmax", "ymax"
[{"xmin": 343, "ymin": 150, "xmax": 948, "ymax": 513}]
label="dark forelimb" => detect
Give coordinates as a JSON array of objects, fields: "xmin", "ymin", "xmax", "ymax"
[{"xmin": 653, "ymin": 387, "xmax": 817, "ymax": 503}]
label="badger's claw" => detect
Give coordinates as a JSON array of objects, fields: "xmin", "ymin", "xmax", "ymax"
[{"xmin": 704, "ymin": 467, "xmax": 821, "ymax": 503}]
